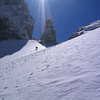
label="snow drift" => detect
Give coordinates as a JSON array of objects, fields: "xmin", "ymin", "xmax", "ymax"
[{"xmin": 0, "ymin": 27, "xmax": 100, "ymax": 100}]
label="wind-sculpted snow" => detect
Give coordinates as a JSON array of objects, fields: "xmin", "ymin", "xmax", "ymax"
[{"xmin": 0, "ymin": 28, "xmax": 100, "ymax": 100}]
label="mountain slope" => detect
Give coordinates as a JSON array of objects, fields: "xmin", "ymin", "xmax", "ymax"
[
  {"xmin": 0, "ymin": 28, "xmax": 100, "ymax": 100},
  {"xmin": 0, "ymin": 40, "xmax": 45, "ymax": 60}
]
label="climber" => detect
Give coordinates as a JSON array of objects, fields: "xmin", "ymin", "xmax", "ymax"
[{"xmin": 35, "ymin": 46, "xmax": 38, "ymax": 51}]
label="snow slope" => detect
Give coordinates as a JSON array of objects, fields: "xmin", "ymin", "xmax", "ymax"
[
  {"xmin": 0, "ymin": 28, "xmax": 100, "ymax": 100},
  {"xmin": 0, "ymin": 40, "xmax": 45, "ymax": 60}
]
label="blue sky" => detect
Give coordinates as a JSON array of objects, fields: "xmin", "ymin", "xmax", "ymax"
[{"xmin": 26, "ymin": 0, "xmax": 100, "ymax": 43}]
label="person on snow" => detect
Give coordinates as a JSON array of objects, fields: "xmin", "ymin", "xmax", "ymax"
[{"xmin": 35, "ymin": 46, "xmax": 38, "ymax": 51}]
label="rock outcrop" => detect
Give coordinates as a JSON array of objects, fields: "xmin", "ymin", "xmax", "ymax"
[
  {"xmin": 0, "ymin": 0, "xmax": 34, "ymax": 40},
  {"xmin": 69, "ymin": 20, "xmax": 100, "ymax": 39},
  {"xmin": 40, "ymin": 19, "xmax": 57, "ymax": 47}
]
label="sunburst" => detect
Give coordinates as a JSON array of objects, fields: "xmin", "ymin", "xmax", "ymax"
[{"xmin": 39, "ymin": 0, "xmax": 46, "ymax": 31}]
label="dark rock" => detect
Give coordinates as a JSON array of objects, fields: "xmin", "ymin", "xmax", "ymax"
[
  {"xmin": 0, "ymin": 0, "xmax": 34, "ymax": 41},
  {"xmin": 40, "ymin": 19, "xmax": 57, "ymax": 47}
]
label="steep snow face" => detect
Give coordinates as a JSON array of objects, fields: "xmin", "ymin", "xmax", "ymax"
[
  {"xmin": 69, "ymin": 20, "xmax": 100, "ymax": 39},
  {"xmin": 0, "ymin": 28, "xmax": 100, "ymax": 100}
]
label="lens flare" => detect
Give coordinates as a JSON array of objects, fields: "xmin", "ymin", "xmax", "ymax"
[
  {"xmin": 37, "ymin": 0, "xmax": 52, "ymax": 32},
  {"xmin": 39, "ymin": 0, "xmax": 46, "ymax": 31},
  {"xmin": 26, "ymin": 0, "xmax": 52, "ymax": 36}
]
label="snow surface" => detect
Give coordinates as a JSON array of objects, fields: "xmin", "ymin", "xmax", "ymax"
[{"xmin": 0, "ymin": 28, "xmax": 100, "ymax": 100}]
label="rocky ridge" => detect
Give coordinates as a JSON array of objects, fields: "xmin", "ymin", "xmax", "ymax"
[
  {"xmin": 69, "ymin": 20, "xmax": 100, "ymax": 39},
  {"xmin": 40, "ymin": 19, "xmax": 57, "ymax": 47}
]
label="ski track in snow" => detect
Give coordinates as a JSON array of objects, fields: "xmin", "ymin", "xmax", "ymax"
[{"xmin": 0, "ymin": 28, "xmax": 100, "ymax": 100}]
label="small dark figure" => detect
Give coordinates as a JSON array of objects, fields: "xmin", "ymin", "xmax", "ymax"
[{"xmin": 35, "ymin": 46, "xmax": 38, "ymax": 51}]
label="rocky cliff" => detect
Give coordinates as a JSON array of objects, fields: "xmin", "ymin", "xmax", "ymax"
[
  {"xmin": 0, "ymin": 0, "xmax": 34, "ymax": 40},
  {"xmin": 41, "ymin": 19, "xmax": 57, "ymax": 47},
  {"xmin": 69, "ymin": 20, "xmax": 100, "ymax": 39}
]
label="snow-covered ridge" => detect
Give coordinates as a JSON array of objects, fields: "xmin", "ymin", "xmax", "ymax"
[
  {"xmin": 69, "ymin": 20, "xmax": 100, "ymax": 39},
  {"xmin": 0, "ymin": 28, "xmax": 100, "ymax": 100},
  {"xmin": 0, "ymin": 40, "xmax": 46, "ymax": 61}
]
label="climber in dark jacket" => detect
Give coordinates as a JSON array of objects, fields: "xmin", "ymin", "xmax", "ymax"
[{"xmin": 35, "ymin": 46, "xmax": 38, "ymax": 51}]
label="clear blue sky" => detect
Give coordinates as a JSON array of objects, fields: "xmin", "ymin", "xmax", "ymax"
[{"xmin": 26, "ymin": 0, "xmax": 100, "ymax": 43}]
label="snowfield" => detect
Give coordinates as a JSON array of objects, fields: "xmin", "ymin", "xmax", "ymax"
[{"xmin": 0, "ymin": 28, "xmax": 100, "ymax": 100}]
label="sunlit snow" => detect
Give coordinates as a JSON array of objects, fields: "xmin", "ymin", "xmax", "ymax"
[{"xmin": 0, "ymin": 28, "xmax": 100, "ymax": 100}]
